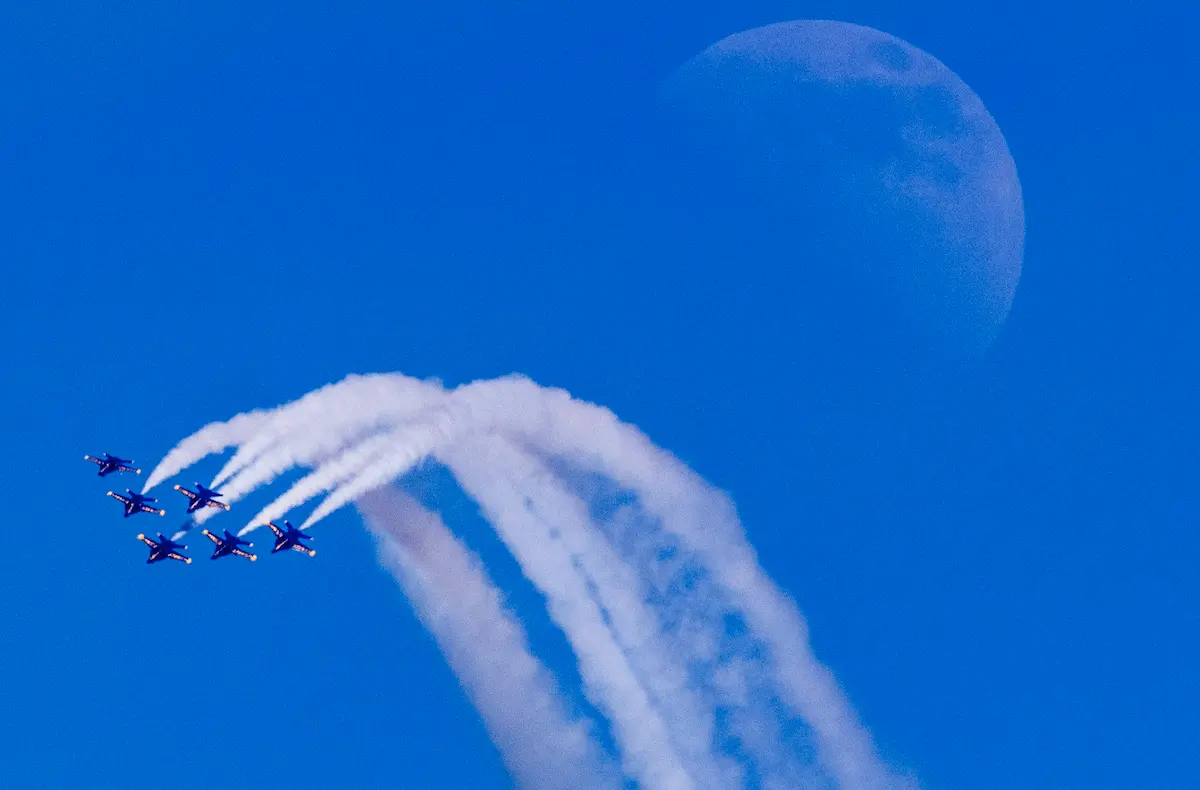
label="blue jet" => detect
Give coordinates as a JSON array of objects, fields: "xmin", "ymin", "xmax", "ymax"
[
  {"xmin": 265, "ymin": 520, "xmax": 316, "ymax": 557},
  {"xmin": 201, "ymin": 529, "xmax": 257, "ymax": 562},
  {"xmin": 173, "ymin": 482, "xmax": 230, "ymax": 515},
  {"xmin": 84, "ymin": 453, "xmax": 141, "ymax": 477},
  {"xmin": 107, "ymin": 489, "xmax": 166, "ymax": 518},
  {"xmin": 137, "ymin": 532, "xmax": 191, "ymax": 564}
]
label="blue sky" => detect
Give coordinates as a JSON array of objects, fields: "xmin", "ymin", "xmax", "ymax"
[{"xmin": 0, "ymin": 1, "xmax": 1196, "ymax": 788}]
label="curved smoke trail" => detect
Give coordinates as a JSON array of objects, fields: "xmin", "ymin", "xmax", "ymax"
[
  {"xmin": 145, "ymin": 373, "xmax": 914, "ymax": 790},
  {"xmin": 362, "ymin": 487, "xmax": 619, "ymax": 789}
]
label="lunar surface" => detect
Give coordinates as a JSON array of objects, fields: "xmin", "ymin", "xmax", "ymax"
[{"xmin": 661, "ymin": 20, "xmax": 1025, "ymax": 356}]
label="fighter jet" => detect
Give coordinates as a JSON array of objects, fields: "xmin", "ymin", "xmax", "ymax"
[
  {"xmin": 173, "ymin": 482, "xmax": 230, "ymax": 515},
  {"xmin": 201, "ymin": 529, "xmax": 257, "ymax": 562},
  {"xmin": 137, "ymin": 533, "xmax": 192, "ymax": 564},
  {"xmin": 264, "ymin": 520, "xmax": 316, "ymax": 557},
  {"xmin": 84, "ymin": 453, "xmax": 141, "ymax": 477},
  {"xmin": 107, "ymin": 489, "xmax": 166, "ymax": 518}
]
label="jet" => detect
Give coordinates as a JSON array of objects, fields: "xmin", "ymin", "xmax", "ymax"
[
  {"xmin": 202, "ymin": 529, "xmax": 257, "ymax": 562},
  {"xmin": 264, "ymin": 520, "xmax": 316, "ymax": 557},
  {"xmin": 84, "ymin": 453, "xmax": 141, "ymax": 477},
  {"xmin": 107, "ymin": 489, "xmax": 166, "ymax": 518},
  {"xmin": 173, "ymin": 482, "xmax": 230, "ymax": 515},
  {"xmin": 137, "ymin": 532, "xmax": 192, "ymax": 564}
]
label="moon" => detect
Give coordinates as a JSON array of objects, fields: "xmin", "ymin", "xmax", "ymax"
[{"xmin": 660, "ymin": 20, "xmax": 1025, "ymax": 356}]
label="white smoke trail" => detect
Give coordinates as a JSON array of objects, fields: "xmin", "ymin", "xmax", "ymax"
[
  {"xmin": 197, "ymin": 423, "xmax": 413, "ymax": 529},
  {"xmin": 213, "ymin": 392, "xmax": 795, "ymax": 784},
  {"xmin": 142, "ymin": 409, "xmax": 272, "ymax": 492},
  {"xmin": 148, "ymin": 372, "xmax": 913, "ymax": 790},
  {"xmin": 144, "ymin": 375, "xmax": 412, "ymax": 494},
  {"xmin": 440, "ymin": 434, "xmax": 697, "ymax": 790},
  {"xmin": 233, "ymin": 431, "xmax": 403, "ymax": 535},
  {"xmin": 285, "ymin": 376, "xmax": 541, "ymax": 531},
  {"xmin": 300, "ymin": 417, "xmax": 457, "ymax": 530},
  {"xmin": 459, "ymin": 377, "xmax": 910, "ymax": 790},
  {"xmin": 233, "ymin": 396, "xmax": 706, "ymax": 787},
  {"xmin": 208, "ymin": 374, "xmax": 442, "ymax": 489},
  {"xmin": 441, "ymin": 434, "xmax": 743, "ymax": 789},
  {"xmin": 358, "ymin": 486, "xmax": 618, "ymax": 790}
]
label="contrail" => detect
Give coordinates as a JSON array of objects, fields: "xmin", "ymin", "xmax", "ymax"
[
  {"xmin": 441, "ymin": 433, "xmax": 697, "ymax": 790},
  {"xmin": 468, "ymin": 377, "xmax": 914, "ymax": 790},
  {"xmin": 210, "ymin": 374, "xmax": 442, "ymax": 488},
  {"xmin": 201, "ymin": 423, "xmax": 416, "ymax": 529},
  {"xmin": 142, "ymin": 409, "xmax": 272, "ymax": 492},
  {"xmin": 441, "ymin": 434, "xmax": 744, "ymax": 788},
  {"xmin": 224, "ymin": 394, "xmax": 797, "ymax": 784},
  {"xmin": 223, "ymin": 399, "xmax": 734, "ymax": 783},
  {"xmin": 144, "ymin": 372, "xmax": 914, "ymax": 790},
  {"xmin": 358, "ymin": 486, "xmax": 619, "ymax": 790},
  {"xmin": 171, "ymin": 377, "xmax": 444, "ymax": 527},
  {"xmin": 233, "ymin": 431, "xmax": 403, "ymax": 535}
]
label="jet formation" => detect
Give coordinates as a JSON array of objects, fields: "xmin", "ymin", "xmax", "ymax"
[{"xmin": 86, "ymin": 451, "xmax": 317, "ymax": 566}]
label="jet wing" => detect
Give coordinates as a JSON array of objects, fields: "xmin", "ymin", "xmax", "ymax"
[
  {"xmin": 136, "ymin": 534, "xmax": 157, "ymax": 548},
  {"xmin": 205, "ymin": 500, "xmax": 230, "ymax": 511},
  {"xmin": 140, "ymin": 504, "xmax": 166, "ymax": 516},
  {"xmin": 201, "ymin": 530, "xmax": 222, "ymax": 545},
  {"xmin": 107, "ymin": 491, "xmax": 131, "ymax": 505},
  {"xmin": 289, "ymin": 543, "xmax": 317, "ymax": 557},
  {"xmin": 231, "ymin": 548, "xmax": 258, "ymax": 562},
  {"xmin": 265, "ymin": 521, "xmax": 285, "ymax": 538},
  {"xmin": 173, "ymin": 485, "xmax": 198, "ymax": 500},
  {"xmin": 116, "ymin": 465, "xmax": 142, "ymax": 475},
  {"xmin": 165, "ymin": 552, "xmax": 192, "ymax": 564}
]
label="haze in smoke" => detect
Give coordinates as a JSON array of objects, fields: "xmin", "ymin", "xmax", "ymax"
[{"xmin": 145, "ymin": 373, "xmax": 914, "ymax": 790}]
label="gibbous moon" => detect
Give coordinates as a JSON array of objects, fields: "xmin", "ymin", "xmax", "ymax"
[{"xmin": 661, "ymin": 20, "xmax": 1025, "ymax": 356}]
